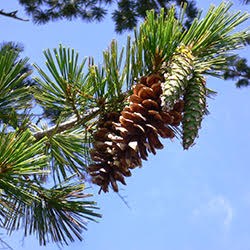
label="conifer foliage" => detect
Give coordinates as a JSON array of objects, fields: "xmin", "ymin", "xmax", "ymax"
[
  {"xmin": 89, "ymin": 3, "xmax": 249, "ymax": 192},
  {"xmin": 0, "ymin": 2, "xmax": 249, "ymax": 247},
  {"xmin": 2, "ymin": 1, "xmax": 250, "ymax": 88}
]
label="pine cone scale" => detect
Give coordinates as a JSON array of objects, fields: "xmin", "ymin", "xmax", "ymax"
[{"xmin": 89, "ymin": 74, "xmax": 184, "ymax": 193}]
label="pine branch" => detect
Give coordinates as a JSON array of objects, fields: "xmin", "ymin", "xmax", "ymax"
[
  {"xmin": 33, "ymin": 107, "xmax": 99, "ymax": 140},
  {"xmin": 0, "ymin": 9, "xmax": 29, "ymax": 22}
]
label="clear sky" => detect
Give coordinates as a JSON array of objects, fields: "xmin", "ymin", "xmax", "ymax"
[{"xmin": 1, "ymin": 1, "xmax": 250, "ymax": 250}]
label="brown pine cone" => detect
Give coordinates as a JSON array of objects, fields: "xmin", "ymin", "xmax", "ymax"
[{"xmin": 89, "ymin": 74, "xmax": 184, "ymax": 193}]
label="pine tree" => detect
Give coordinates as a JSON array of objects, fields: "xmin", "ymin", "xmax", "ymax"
[
  {"xmin": 1, "ymin": 1, "xmax": 249, "ymax": 87},
  {"xmin": 0, "ymin": 1, "xmax": 249, "ymax": 247},
  {"xmin": 15, "ymin": 0, "xmax": 198, "ymax": 29}
]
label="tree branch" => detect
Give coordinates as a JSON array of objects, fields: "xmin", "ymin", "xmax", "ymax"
[
  {"xmin": 0, "ymin": 9, "xmax": 29, "ymax": 22},
  {"xmin": 33, "ymin": 107, "xmax": 100, "ymax": 140}
]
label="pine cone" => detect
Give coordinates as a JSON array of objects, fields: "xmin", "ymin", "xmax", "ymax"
[
  {"xmin": 161, "ymin": 45, "xmax": 194, "ymax": 111},
  {"xmin": 89, "ymin": 112, "xmax": 131, "ymax": 193},
  {"xmin": 182, "ymin": 74, "xmax": 207, "ymax": 150},
  {"xmin": 89, "ymin": 74, "xmax": 184, "ymax": 193}
]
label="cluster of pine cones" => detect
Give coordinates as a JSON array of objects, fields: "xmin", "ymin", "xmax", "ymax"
[{"xmin": 89, "ymin": 74, "xmax": 184, "ymax": 193}]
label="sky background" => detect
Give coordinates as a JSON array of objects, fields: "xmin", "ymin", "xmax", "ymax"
[{"xmin": 1, "ymin": 1, "xmax": 250, "ymax": 250}]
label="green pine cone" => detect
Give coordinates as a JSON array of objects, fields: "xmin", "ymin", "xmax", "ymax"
[
  {"xmin": 161, "ymin": 45, "xmax": 194, "ymax": 110},
  {"xmin": 182, "ymin": 74, "xmax": 207, "ymax": 150}
]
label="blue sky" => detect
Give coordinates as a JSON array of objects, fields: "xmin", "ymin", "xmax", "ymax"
[{"xmin": 1, "ymin": 1, "xmax": 250, "ymax": 250}]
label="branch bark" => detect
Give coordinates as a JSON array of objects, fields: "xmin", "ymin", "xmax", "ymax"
[
  {"xmin": 33, "ymin": 108, "xmax": 100, "ymax": 140},
  {"xmin": 0, "ymin": 9, "xmax": 29, "ymax": 22}
]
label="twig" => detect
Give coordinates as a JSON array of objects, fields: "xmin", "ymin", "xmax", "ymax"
[
  {"xmin": 0, "ymin": 10, "xmax": 29, "ymax": 22},
  {"xmin": 34, "ymin": 116, "xmax": 79, "ymax": 140},
  {"xmin": 116, "ymin": 192, "xmax": 131, "ymax": 209},
  {"xmin": 33, "ymin": 108, "xmax": 99, "ymax": 140}
]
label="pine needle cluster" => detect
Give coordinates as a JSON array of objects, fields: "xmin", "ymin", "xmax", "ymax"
[{"xmin": 0, "ymin": 2, "xmax": 249, "ymax": 247}]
